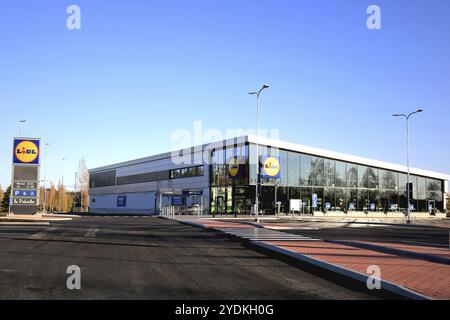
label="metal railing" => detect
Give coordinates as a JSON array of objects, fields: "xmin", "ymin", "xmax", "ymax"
[{"xmin": 160, "ymin": 205, "xmax": 204, "ymax": 220}]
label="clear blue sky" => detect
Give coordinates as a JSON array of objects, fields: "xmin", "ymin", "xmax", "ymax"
[{"xmin": 1, "ymin": 0, "xmax": 449, "ymax": 189}]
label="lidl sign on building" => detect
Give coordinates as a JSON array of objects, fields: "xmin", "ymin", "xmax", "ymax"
[
  {"xmin": 261, "ymin": 156, "xmax": 281, "ymax": 179},
  {"xmin": 228, "ymin": 157, "xmax": 242, "ymax": 179},
  {"xmin": 10, "ymin": 138, "xmax": 41, "ymax": 215}
]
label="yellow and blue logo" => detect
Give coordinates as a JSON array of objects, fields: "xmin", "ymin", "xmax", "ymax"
[
  {"xmin": 261, "ymin": 156, "xmax": 281, "ymax": 179},
  {"xmin": 228, "ymin": 157, "xmax": 241, "ymax": 178},
  {"xmin": 13, "ymin": 139, "xmax": 40, "ymax": 164}
]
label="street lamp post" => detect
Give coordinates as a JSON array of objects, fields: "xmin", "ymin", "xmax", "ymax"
[
  {"xmin": 393, "ymin": 109, "xmax": 424, "ymax": 223},
  {"xmin": 19, "ymin": 120, "xmax": 26, "ymax": 137},
  {"xmin": 249, "ymin": 85, "xmax": 269, "ymax": 223},
  {"xmin": 61, "ymin": 158, "xmax": 66, "ymax": 212}
]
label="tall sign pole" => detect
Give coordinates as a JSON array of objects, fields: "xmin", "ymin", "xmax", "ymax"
[{"xmin": 10, "ymin": 137, "xmax": 41, "ymax": 216}]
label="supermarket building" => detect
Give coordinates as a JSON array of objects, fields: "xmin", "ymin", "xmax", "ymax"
[{"xmin": 89, "ymin": 135, "xmax": 449, "ymax": 217}]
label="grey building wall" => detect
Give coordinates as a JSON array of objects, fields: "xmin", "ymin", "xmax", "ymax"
[
  {"xmin": 90, "ymin": 192, "xmax": 157, "ymax": 214},
  {"xmin": 89, "ymin": 148, "xmax": 210, "ymax": 214}
]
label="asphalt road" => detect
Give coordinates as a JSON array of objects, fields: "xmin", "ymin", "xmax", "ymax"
[
  {"xmin": 0, "ymin": 216, "xmax": 384, "ymax": 300},
  {"xmin": 273, "ymin": 221, "xmax": 450, "ymax": 247}
]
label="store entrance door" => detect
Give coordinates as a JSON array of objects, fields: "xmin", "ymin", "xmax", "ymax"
[{"xmin": 260, "ymin": 186, "xmax": 275, "ymax": 214}]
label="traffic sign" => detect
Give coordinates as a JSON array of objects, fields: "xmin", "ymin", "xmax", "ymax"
[{"xmin": 13, "ymin": 190, "xmax": 37, "ymax": 197}]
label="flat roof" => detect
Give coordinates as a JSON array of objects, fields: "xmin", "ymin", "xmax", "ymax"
[{"xmin": 90, "ymin": 135, "xmax": 450, "ymax": 181}]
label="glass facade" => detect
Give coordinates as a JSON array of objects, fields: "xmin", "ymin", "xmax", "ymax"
[{"xmin": 209, "ymin": 143, "xmax": 446, "ymax": 214}]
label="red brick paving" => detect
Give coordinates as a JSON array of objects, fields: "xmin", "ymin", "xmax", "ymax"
[
  {"xmin": 356, "ymin": 241, "xmax": 450, "ymax": 260},
  {"xmin": 195, "ymin": 220, "xmax": 450, "ymax": 299},
  {"xmin": 265, "ymin": 241, "xmax": 450, "ymax": 300}
]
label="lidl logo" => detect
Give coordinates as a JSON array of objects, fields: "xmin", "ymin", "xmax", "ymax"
[
  {"xmin": 228, "ymin": 157, "xmax": 241, "ymax": 178},
  {"xmin": 261, "ymin": 156, "xmax": 281, "ymax": 179},
  {"xmin": 13, "ymin": 139, "xmax": 40, "ymax": 164}
]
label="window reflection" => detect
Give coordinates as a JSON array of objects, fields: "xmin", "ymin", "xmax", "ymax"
[{"xmin": 212, "ymin": 143, "xmax": 446, "ymax": 214}]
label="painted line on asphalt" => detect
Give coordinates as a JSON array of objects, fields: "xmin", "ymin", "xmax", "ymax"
[
  {"xmin": 30, "ymin": 226, "xmax": 57, "ymax": 239},
  {"xmin": 85, "ymin": 227, "xmax": 99, "ymax": 238}
]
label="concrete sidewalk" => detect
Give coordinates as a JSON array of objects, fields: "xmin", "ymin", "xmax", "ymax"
[
  {"xmin": 182, "ymin": 218, "xmax": 450, "ymax": 300},
  {"xmin": 0, "ymin": 214, "xmax": 76, "ymax": 222}
]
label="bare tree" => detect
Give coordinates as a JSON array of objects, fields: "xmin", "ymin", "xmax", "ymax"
[
  {"xmin": 77, "ymin": 158, "xmax": 90, "ymax": 212},
  {"xmin": 0, "ymin": 185, "xmax": 4, "ymax": 207},
  {"xmin": 39, "ymin": 186, "xmax": 45, "ymax": 211},
  {"xmin": 49, "ymin": 182, "xmax": 56, "ymax": 212}
]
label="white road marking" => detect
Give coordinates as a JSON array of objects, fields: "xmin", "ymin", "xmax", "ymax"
[
  {"xmin": 30, "ymin": 226, "xmax": 57, "ymax": 239},
  {"xmin": 85, "ymin": 227, "xmax": 99, "ymax": 238},
  {"xmin": 31, "ymin": 232, "xmax": 47, "ymax": 239},
  {"xmin": 214, "ymin": 227, "xmax": 319, "ymax": 242}
]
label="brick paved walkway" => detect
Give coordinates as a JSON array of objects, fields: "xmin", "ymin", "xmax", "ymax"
[
  {"xmin": 356, "ymin": 241, "xmax": 450, "ymax": 260},
  {"xmin": 265, "ymin": 240, "xmax": 450, "ymax": 300},
  {"xmin": 190, "ymin": 219, "xmax": 450, "ymax": 299}
]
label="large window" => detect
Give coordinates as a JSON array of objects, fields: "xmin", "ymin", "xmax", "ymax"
[
  {"xmin": 347, "ymin": 164, "xmax": 358, "ymax": 188},
  {"xmin": 288, "ymin": 152, "xmax": 301, "ymax": 187},
  {"xmin": 380, "ymin": 170, "xmax": 398, "ymax": 190},
  {"xmin": 348, "ymin": 189, "xmax": 358, "ymax": 211},
  {"xmin": 335, "ymin": 161, "xmax": 347, "ymax": 187},
  {"xmin": 335, "ymin": 188, "xmax": 348, "ymax": 211},
  {"xmin": 279, "ymin": 150, "xmax": 289, "ymax": 186},
  {"xmin": 324, "ymin": 159, "xmax": 335, "ymax": 187},
  {"xmin": 118, "ymin": 170, "xmax": 170, "ymax": 185},
  {"xmin": 324, "ymin": 188, "xmax": 335, "ymax": 210},
  {"xmin": 170, "ymin": 165, "xmax": 204, "ymax": 179},
  {"xmin": 90, "ymin": 170, "xmax": 116, "ymax": 188},
  {"xmin": 368, "ymin": 190, "xmax": 380, "ymax": 210},
  {"xmin": 426, "ymin": 179, "xmax": 441, "ymax": 192},
  {"xmin": 357, "ymin": 189, "xmax": 368, "ymax": 211},
  {"xmin": 310, "ymin": 157, "xmax": 324, "ymax": 186},
  {"xmin": 239, "ymin": 143, "xmax": 445, "ymax": 214},
  {"xmin": 398, "ymin": 173, "xmax": 407, "ymax": 191},
  {"xmin": 358, "ymin": 165, "xmax": 368, "ymax": 188},
  {"xmin": 367, "ymin": 168, "xmax": 379, "ymax": 189},
  {"xmin": 300, "ymin": 155, "xmax": 312, "ymax": 186},
  {"xmin": 417, "ymin": 177, "xmax": 426, "ymax": 200}
]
